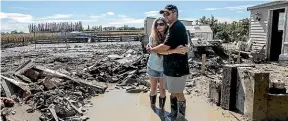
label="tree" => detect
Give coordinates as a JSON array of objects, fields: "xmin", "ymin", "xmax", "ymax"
[
  {"xmin": 10, "ymin": 30, "xmax": 18, "ymax": 34},
  {"xmin": 196, "ymin": 15, "xmax": 250, "ymax": 43}
]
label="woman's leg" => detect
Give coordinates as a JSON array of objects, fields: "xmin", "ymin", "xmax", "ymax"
[
  {"xmin": 158, "ymin": 78, "xmax": 166, "ymax": 109},
  {"xmin": 158, "ymin": 78, "xmax": 166, "ymax": 97},
  {"xmin": 149, "ymin": 76, "xmax": 158, "ymax": 105},
  {"xmin": 149, "ymin": 77, "xmax": 158, "ymax": 96}
]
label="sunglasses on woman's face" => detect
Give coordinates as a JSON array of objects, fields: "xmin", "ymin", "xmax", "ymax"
[{"xmin": 156, "ymin": 23, "xmax": 165, "ymax": 26}]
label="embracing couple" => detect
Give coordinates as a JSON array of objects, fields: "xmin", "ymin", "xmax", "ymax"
[{"xmin": 146, "ymin": 4, "xmax": 190, "ymax": 120}]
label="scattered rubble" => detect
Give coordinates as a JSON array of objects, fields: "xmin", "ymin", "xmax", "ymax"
[
  {"xmin": 1, "ymin": 42, "xmax": 151, "ymax": 120},
  {"xmin": 2, "ymin": 41, "xmax": 287, "ymax": 120}
]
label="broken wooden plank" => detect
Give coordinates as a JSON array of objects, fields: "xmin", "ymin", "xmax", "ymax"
[
  {"xmin": 14, "ymin": 60, "xmax": 35, "ymax": 83},
  {"xmin": 48, "ymin": 104, "xmax": 59, "ymax": 121},
  {"xmin": 0, "ymin": 75, "xmax": 30, "ymax": 94},
  {"xmin": 15, "ymin": 60, "xmax": 33, "ymax": 72},
  {"xmin": 1, "ymin": 79, "xmax": 15, "ymax": 97},
  {"xmin": 34, "ymin": 66, "xmax": 108, "ymax": 93},
  {"xmin": 64, "ymin": 98, "xmax": 82, "ymax": 115},
  {"xmin": 34, "ymin": 66, "xmax": 70, "ymax": 79}
]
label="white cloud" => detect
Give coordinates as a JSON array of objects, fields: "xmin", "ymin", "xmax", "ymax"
[
  {"xmin": 107, "ymin": 17, "xmax": 144, "ymax": 26},
  {"xmin": 39, "ymin": 14, "xmax": 73, "ymax": 20},
  {"xmin": 117, "ymin": 14, "xmax": 127, "ymax": 18},
  {"xmin": 180, "ymin": 18, "xmax": 197, "ymax": 21},
  {"xmin": 107, "ymin": 12, "xmax": 114, "ymax": 16},
  {"xmin": 217, "ymin": 17, "xmax": 240, "ymax": 23},
  {"xmin": 203, "ymin": 5, "xmax": 254, "ymax": 11},
  {"xmin": 180, "ymin": 17, "xmax": 240, "ymax": 24},
  {"xmin": 1, "ymin": 23, "xmax": 30, "ymax": 32},
  {"xmin": 89, "ymin": 12, "xmax": 114, "ymax": 18},
  {"xmin": 1, "ymin": 11, "xmax": 144, "ymax": 32},
  {"xmin": 0, "ymin": 12, "xmax": 33, "ymax": 22},
  {"xmin": 144, "ymin": 11, "xmax": 160, "ymax": 17}
]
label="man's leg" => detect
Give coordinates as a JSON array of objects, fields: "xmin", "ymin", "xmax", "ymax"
[
  {"xmin": 168, "ymin": 93, "xmax": 178, "ymax": 117},
  {"xmin": 174, "ymin": 75, "xmax": 188, "ymax": 119},
  {"xmin": 175, "ymin": 93, "xmax": 186, "ymax": 119},
  {"xmin": 164, "ymin": 75, "xmax": 178, "ymax": 117}
]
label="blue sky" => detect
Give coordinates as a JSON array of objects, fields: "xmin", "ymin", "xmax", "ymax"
[{"xmin": 1, "ymin": 1, "xmax": 270, "ymax": 33}]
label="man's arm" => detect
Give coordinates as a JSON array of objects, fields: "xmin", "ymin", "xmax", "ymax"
[
  {"xmin": 158, "ymin": 45, "xmax": 189, "ymax": 55},
  {"xmin": 150, "ymin": 26, "xmax": 176, "ymax": 53},
  {"xmin": 150, "ymin": 44, "xmax": 170, "ymax": 53}
]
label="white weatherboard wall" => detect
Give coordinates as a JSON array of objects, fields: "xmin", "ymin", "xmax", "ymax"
[
  {"xmin": 249, "ymin": 8, "xmax": 269, "ymax": 51},
  {"xmin": 279, "ymin": 6, "xmax": 288, "ymax": 63}
]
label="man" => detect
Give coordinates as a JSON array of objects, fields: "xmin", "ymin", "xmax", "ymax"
[{"xmin": 148, "ymin": 4, "xmax": 190, "ymax": 119}]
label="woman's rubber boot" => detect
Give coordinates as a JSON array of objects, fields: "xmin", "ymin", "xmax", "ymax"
[
  {"xmin": 176, "ymin": 100, "xmax": 186, "ymax": 120},
  {"xmin": 168, "ymin": 95, "xmax": 178, "ymax": 118},
  {"xmin": 150, "ymin": 94, "xmax": 157, "ymax": 106},
  {"xmin": 159, "ymin": 96, "xmax": 166, "ymax": 110}
]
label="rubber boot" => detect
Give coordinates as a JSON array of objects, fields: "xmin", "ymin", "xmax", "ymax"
[
  {"xmin": 150, "ymin": 94, "xmax": 157, "ymax": 106},
  {"xmin": 176, "ymin": 100, "xmax": 186, "ymax": 120},
  {"xmin": 168, "ymin": 95, "xmax": 178, "ymax": 118},
  {"xmin": 159, "ymin": 96, "xmax": 166, "ymax": 110}
]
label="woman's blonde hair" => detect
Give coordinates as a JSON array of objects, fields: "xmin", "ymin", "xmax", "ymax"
[{"xmin": 150, "ymin": 17, "xmax": 168, "ymax": 45}]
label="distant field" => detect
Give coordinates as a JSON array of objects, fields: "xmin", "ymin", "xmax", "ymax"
[
  {"xmin": 1, "ymin": 31, "xmax": 145, "ymax": 45},
  {"xmin": 86, "ymin": 30, "xmax": 144, "ymax": 36}
]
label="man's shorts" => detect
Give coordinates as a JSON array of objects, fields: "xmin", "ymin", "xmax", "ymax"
[
  {"xmin": 163, "ymin": 74, "xmax": 188, "ymax": 93},
  {"xmin": 147, "ymin": 67, "xmax": 163, "ymax": 78}
]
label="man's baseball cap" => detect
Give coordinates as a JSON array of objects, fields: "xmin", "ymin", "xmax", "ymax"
[{"xmin": 159, "ymin": 4, "xmax": 178, "ymax": 14}]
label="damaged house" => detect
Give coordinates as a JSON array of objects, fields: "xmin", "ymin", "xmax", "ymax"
[{"xmin": 247, "ymin": 1, "xmax": 288, "ymax": 64}]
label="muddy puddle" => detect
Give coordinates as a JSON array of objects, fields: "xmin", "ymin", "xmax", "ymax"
[{"xmin": 87, "ymin": 89, "xmax": 244, "ymax": 121}]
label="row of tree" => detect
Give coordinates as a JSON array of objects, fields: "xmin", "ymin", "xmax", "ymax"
[
  {"xmin": 27, "ymin": 22, "xmax": 144, "ymax": 33},
  {"xmin": 85, "ymin": 25, "xmax": 144, "ymax": 31},
  {"xmin": 196, "ymin": 15, "xmax": 250, "ymax": 42},
  {"xmin": 28, "ymin": 21, "xmax": 83, "ymax": 33}
]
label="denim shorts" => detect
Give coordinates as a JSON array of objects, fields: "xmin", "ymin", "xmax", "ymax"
[{"xmin": 147, "ymin": 66, "xmax": 163, "ymax": 78}]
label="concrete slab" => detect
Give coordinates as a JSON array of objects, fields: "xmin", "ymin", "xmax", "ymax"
[
  {"xmin": 236, "ymin": 67, "xmax": 254, "ymax": 114},
  {"xmin": 221, "ymin": 64, "xmax": 255, "ymax": 111},
  {"xmin": 208, "ymin": 79, "xmax": 221, "ymax": 106},
  {"xmin": 221, "ymin": 65, "xmax": 238, "ymax": 110},
  {"xmin": 267, "ymin": 94, "xmax": 288, "ymax": 121},
  {"xmin": 235, "ymin": 67, "xmax": 269, "ymax": 121}
]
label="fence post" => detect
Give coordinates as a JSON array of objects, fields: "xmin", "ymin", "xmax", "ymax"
[
  {"xmin": 34, "ymin": 32, "xmax": 36, "ymax": 49},
  {"xmin": 22, "ymin": 37, "xmax": 25, "ymax": 46},
  {"xmin": 201, "ymin": 54, "xmax": 206, "ymax": 75}
]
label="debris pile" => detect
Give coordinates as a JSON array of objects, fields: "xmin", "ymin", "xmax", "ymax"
[
  {"xmin": 1, "ymin": 97, "xmax": 15, "ymax": 121},
  {"xmin": 1, "ymin": 60, "xmax": 108, "ymax": 120},
  {"xmin": 1, "ymin": 46, "xmax": 151, "ymax": 120},
  {"xmin": 78, "ymin": 50, "xmax": 150, "ymax": 92},
  {"xmin": 189, "ymin": 56, "xmax": 224, "ymax": 75}
]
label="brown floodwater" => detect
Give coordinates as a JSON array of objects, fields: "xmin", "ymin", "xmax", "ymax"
[{"xmin": 87, "ymin": 89, "xmax": 244, "ymax": 121}]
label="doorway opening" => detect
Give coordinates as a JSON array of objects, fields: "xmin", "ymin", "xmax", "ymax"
[{"xmin": 269, "ymin": 8, "xmax": 285, "ymax": 61}]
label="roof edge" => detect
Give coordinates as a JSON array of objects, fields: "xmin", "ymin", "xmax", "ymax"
[{"xmin": 247, "ymin": 1, "xmax": 288, "ymax": 11}]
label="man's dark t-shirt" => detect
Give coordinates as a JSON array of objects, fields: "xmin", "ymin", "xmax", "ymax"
[{"xmin": 163, "ymin": 20, "xmax": 190, "ymax": 77}]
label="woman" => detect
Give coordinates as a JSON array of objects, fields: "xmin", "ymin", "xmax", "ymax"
[{"xmin": 146, "ymin": 17, "xmax": 189, "ymax": 110}]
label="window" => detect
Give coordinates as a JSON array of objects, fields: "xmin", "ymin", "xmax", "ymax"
[{"xmin": 278, "ymin": 12, "xmax": 285, "ymax": 31}]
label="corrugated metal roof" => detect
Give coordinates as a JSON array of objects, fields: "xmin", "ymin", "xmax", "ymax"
[
  {"xmin": 247, "ymin": 1, "xmax": 288, "ymax": 11},
  {"xmin": 186, "ymin": 25, "xmax": 213, "ymax": 33}
]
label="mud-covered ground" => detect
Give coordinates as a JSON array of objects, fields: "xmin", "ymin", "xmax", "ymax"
[{"xmin": 1, "ymin": 41, "xmax": 287, "ymax": 121}]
